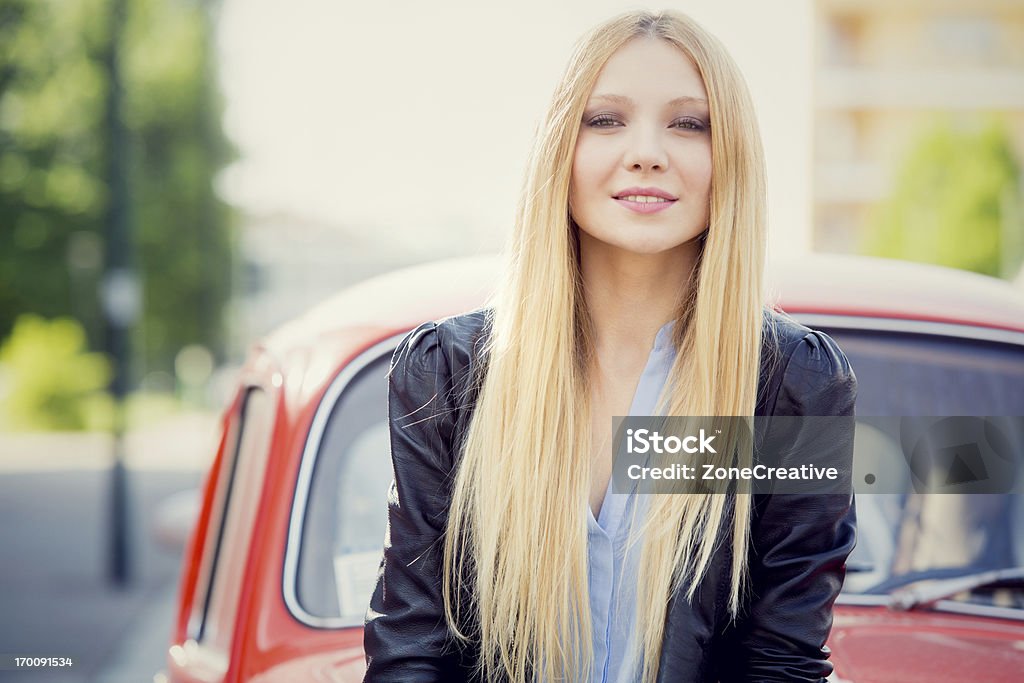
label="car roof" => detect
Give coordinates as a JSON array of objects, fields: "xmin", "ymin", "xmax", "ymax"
[
  {"xmin": 263, "ymin": 253, "xmax": 1024, "ymax": 355},
  {"xmin": 766, "ymin": 253, "xmax": 1024, "ymax": 334}
]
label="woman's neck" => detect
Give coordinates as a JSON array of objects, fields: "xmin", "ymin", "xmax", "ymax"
[{"xmin": 579, "ymin": 234, "xmax": 698, "ymax": 362}]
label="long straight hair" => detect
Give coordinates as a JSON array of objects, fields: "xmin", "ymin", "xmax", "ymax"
[{"xmin": 442, "ymin": 10, "xmax": 769, "ymax": 683}]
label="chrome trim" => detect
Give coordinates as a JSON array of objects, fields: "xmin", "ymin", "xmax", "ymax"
[
  {"xmin": 835, "ymin": 593, "xmax": 1024, "ymax": 620},
  {"xmin": 789, "ymin": 313, "xmax": 1024, "ymax": 347},
  {"xmin": 835, "ymin": 593, "xmax": 890, "ymax": 607},
  {"xmin": 929, "ymin": 598, "xmax": 1024, "ymax": 621},
  {"xmin": 283, "ymin": 334, "xmax": 406, "ymax": 629}
]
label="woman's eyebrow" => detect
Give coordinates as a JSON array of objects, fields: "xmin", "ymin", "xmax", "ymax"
[
  {"xmin": 587, "ymin": 94, "xmax": 709, "ymax": 107},
  {"xmin": 668, "ymin": 95, "xmax": 709, "ymax": 108}
]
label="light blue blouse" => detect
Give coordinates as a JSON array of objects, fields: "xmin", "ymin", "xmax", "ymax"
[{"xmin": 586, "ymin": 320, "xmax": 677, "ymax": 683}]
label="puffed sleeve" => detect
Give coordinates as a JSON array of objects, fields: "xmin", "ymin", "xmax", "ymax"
[
  {"xmin": 718, "ymin": 330, "xmax": 858, "ymax": 682},
  {"xmin": 363, "ymin": 321, "xmax": 469, "ymax": 682}
]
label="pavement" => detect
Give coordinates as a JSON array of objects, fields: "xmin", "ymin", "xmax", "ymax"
[
  {"xmin": 91, "ymin": 583, "xmax": 179, "ymax": 683},
  {"xmin": 0, "ymin": 413, "xmax": 217, "ymax": 683}
]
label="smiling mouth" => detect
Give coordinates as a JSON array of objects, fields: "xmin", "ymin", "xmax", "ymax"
[
  {"xmin": 612, "ymin": 194, "xmax": 677, "ymax": 214},
  {"xmin": 615, "ymin": 194, "xmax": 674, "ymax": 203}
]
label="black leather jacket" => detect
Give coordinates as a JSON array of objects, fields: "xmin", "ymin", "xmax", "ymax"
[{"xmin": 364, "ymin": 308, "xmax": 858, "ymax": 682}]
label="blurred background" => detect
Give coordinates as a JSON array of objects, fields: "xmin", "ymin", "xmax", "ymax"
[{"xmin": 0, "ymin": 0, "xmax": 1021, "ymax": 680}]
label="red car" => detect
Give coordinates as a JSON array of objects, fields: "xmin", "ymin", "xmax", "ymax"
[{"xmin": 160, "ymin": 254, "xmax": 1024, "ymax": 683}]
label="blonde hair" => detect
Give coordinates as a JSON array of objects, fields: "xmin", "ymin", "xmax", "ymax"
[{"xmin": 442, "ymin": 10, "xmax": 769, "ymax": 682}]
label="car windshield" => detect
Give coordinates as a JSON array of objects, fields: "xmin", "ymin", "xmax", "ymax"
[
  {"xmin": 292, "ymin": 324, "xmax": 1024, "ymax": 624},
  {"xmin": 828, "ymin": 327, "xmax": 1024, "ymax": 610}
]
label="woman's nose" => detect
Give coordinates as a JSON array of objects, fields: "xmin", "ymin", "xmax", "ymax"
[{"xmin": 623, "ymin": 127, "xmax": 668, "ymax": 172}]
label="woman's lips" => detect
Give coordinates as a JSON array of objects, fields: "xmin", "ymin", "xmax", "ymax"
[{"xmin": 613, "ymin": 196, "xmax": 677, "ymax": 214}]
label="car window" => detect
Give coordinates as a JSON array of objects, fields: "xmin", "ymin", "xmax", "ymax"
[
  {"xmin": 190, "ymin": 387, "xmax": 275, "ymax": 650},
  {"xmin": 823, "ymin": 327, "xmax": 1024, "ymax": 602},
  {"xmin": 291, "ymin": 326, "xmax": 1024, "ymax": 623},
  {"xmin": 830, "ymin": 329, "xmax": 1024, "ymax": 416},
  {"xmin": 293, "ymin": 349, "xmax": 392, "ymax": 623}
]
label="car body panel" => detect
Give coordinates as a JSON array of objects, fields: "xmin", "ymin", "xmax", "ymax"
[
  {"xmin": 830, "ymin": 606, "xmax": 1024, "ymax": 683},
  {"xmin": 165, "ymin": 254, "xmax": 1024, "ymax": 682}
]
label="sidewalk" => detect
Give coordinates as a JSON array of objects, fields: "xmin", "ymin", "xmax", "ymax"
[
  {"xmin": 92, "ymin": 581, "xmax": 179, "ymax": 682},
  {"xmin": 0, "ymin": 414, "xmax": 214, "ymax": 682},
  {"xmin": 0, "ymin": 411, "xmax": 218, "ymax": 473}
]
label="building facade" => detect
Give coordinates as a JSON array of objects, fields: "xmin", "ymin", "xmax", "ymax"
[{"xmin": 813, "ymin": 0, "xmax": 1024, "ymax": 254}]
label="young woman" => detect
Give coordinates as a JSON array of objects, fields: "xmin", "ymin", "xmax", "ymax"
[{"xmin": 364, "ymin": 10, "xmax": 857, "ymax": 683}]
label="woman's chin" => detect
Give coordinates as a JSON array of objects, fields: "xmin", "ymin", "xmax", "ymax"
[{"xmin": 597, "ymin": 236, "xmax": 702, "ymax": 258}]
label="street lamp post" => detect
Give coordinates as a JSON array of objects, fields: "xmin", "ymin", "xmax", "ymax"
[{"xmin": 103, "ymin": 0, "xmax": 140, "ymax": 588}]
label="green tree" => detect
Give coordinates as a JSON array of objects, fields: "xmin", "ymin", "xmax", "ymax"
[
  {"xmin": 861, "ymin": 118, "xmax": 1024, "ymax": 280},
  {"xmin": 0, "ymin": 314, "xmax": 111, "ymax": 430},
  {"xmin": 0, "ymin": 0, "xmax": 235, "ymax": 382},
  {"xmin": 123, "ymin": 0, "xmax": 236, "ymax": 373}
]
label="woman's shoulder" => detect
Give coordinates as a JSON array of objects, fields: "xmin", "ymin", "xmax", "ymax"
[
  {"xmin": 435, "ymin": 307, "xmax": 493, "ymax": 361},
  {"xmin": 390, "ymin": 307, "xmax": 492, "ymax": 406},
  {"xmin": 761, "ymin": 307, "xmax": 858, "ymax": 417},
  {"xmin": 395, "ymin": 307, "xmax": 490, "ymax": 360}
]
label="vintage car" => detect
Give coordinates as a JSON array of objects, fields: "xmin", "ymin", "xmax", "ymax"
[{"xmin": 159, "ymin": 253, "xmax": 1024, "ymax": 683}]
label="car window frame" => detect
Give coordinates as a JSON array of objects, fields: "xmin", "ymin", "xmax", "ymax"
[
  {"xmin": 187, "ymin": 384, "xmax": 276, "ymax": 652},
  {"xmin": 186, "ymin": 391, "xmax": 242, "ymax": 645},
  {"xmin": 791, "ymin": 313, "xmax": 1024, "ymax": 348},
  {"xmin": 283, "ymin": 333, "xmax": 406, "ymax": 629}
]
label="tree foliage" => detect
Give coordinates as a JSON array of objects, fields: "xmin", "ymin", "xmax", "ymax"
[
  {"xmin": 0, "ymin": 0, "xmax": 235, "ymax": 381},
  {"xmin": 0, "ymin": 314, "xmax": 111, "ymax": 430},
  {"xmin": 861, "ymin": 118, "xmax": 1024, "ymax": 280}
]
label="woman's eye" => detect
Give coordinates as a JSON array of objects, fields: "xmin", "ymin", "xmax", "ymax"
[
  {"xmin": 672, "ymin": 117, "xmax": 708, "ymax": 131},
  {"xmin": 586, "ymin": 114, "xmax": 621, "ymax": 128}
]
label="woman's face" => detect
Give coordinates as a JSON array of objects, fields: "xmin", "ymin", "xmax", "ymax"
[{"xmin": 570, "ymin": 38, "xmax": 712, "ymax": 256}]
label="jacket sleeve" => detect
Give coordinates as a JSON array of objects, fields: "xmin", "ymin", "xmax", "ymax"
[
  {"xmin": 363, "ymin": 321, "xmax": 468, "ymax": 682},
  {"xmin": 718, "ymin": 330, "xmax": 859, "ymax": 683}
]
